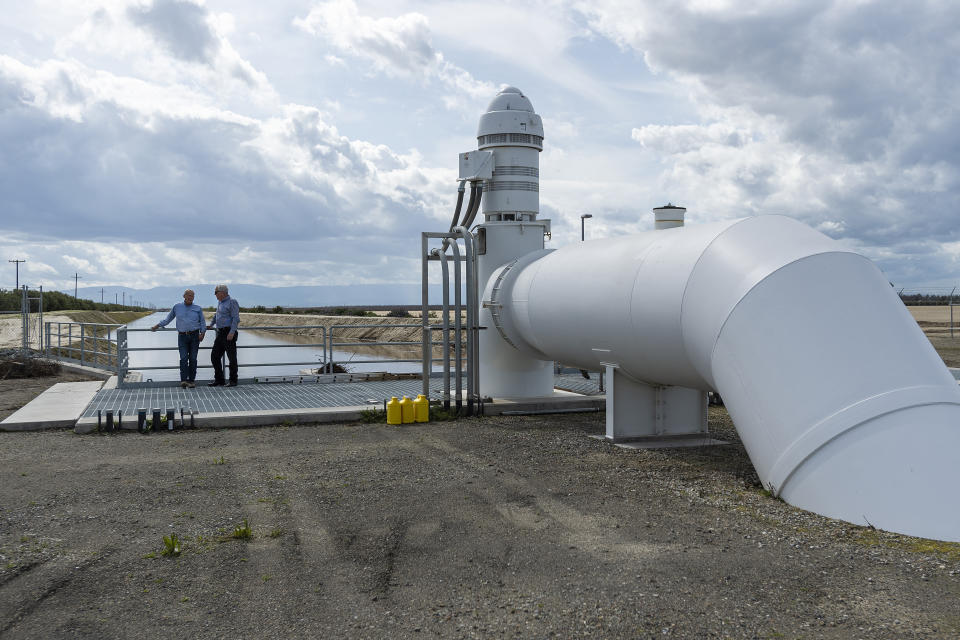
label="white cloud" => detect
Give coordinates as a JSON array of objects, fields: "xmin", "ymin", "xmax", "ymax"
[
  {"xmin": 2, "ymin": 0, "xmax": 959, "ymax": 293},
  {"xmin": 293, "ymin": 0, "xmax": 495, "ymax": 102},
  {"xmin": 576, "ymin": 0, "xmax": 960, "ymax": 284}
]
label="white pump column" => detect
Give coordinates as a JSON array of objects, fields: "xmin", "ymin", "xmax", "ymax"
[{"xmin": 475, "ymin": 87, "xmax": 553, "ymax": 398}]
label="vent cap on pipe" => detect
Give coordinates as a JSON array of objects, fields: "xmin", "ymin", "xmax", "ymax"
[{"xmin": 654, "ymin": 203, "xmax": 686, "ymax": 230}]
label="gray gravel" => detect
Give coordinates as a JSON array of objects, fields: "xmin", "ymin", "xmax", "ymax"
[{"xmin": 1, "ymin": 408, "xmax": 958, "ymax": 639}]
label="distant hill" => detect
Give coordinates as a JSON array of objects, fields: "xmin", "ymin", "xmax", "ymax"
[{"xmin": 74, "ymin": 284, "xmax": 449, "ymax": 309}]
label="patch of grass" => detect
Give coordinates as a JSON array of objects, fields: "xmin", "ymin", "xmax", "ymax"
[
  {"xmin": 269, "ymin": 528, "xmax": 284, "ymax": 538},
  {"xmin": 428, "ymin": 406, "xmax": 456, "ymax": 421},
  {"xmin": 213, "ymin": 455, "xmax": 226, "ymax": 465},
  {"xmin": 161, "ymin": 533, "xmax": 182, "ymax": 557},
  {"xmin": 359, "ymin": 408, "xmax": 386, "ymax": 423},
  {"xmin": 143, "ymin": 552, "xmax": 156, "ymax": 559},
  {"xmin": 850, "ymin": 528, "xmax": 960, "ymax": 561},
  {"xmin": 232, "ymin": 519, "xmax": 253, "ymax": 541},
  {"xmin": 262, "ymin": 575, "xmax": 272, "ymax": 582}
]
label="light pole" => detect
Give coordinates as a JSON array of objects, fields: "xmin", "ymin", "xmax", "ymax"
[
  {"xmin": 73, "ymin": 273, "xmax": 81, "ymax": 299},
  {"xmin": 580, "ymin": 213, "xmax": 593, "ymax": 241},
  {"xmin": 9, "ymin": 259, "xmax": 25, "ymax": 289}
]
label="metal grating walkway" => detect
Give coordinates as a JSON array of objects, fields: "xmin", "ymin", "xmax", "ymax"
[{"xmin": 83, "ymin": 373, "xmax": 605, "ymax": 417}]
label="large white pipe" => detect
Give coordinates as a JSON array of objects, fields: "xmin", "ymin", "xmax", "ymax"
[{"xmin": 486, "ymin": 214, "xmax": 960, "ymax": 541}]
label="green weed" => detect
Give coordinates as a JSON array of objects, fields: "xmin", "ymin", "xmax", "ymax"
[
  {"xmin": 161, "ymin": 533, "xmax": 182, "ymax": 557},
  {"xmin": 360, "ymin": 408, "xmax": 386, "ymax": 423},
  {"xmin": 232, "ymin": 519, "xmax": 253, "ymax": 541}
]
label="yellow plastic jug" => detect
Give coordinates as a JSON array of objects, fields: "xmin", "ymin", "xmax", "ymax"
[
  {"xmin": 414, "ymin": 394, "xmax": 429, "ymax": 422},
  {"xmin": 399, "ymin": 396, "xmax": 414, "ymax": 424},
  {"xmin": 386, "ymin": 397, "xmax": 401, "ymax": 425}
]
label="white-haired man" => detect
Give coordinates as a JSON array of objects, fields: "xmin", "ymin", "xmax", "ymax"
[{"xmin": 207, "ymin": 284, "xmax": 240, "ymax": 386}]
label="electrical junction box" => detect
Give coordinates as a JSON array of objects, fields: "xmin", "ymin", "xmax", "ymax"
[{"xmin": 459, "ymin": 151, "xmax": 493, "ymax": 181}]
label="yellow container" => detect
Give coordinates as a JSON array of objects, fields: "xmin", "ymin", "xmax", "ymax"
[
  {"xmin": 414, "ymin": 394, "xmax": 429, "ymax": 422},
  {"xmin": 386, "ymin": 397, "xmax": 401, "ymax": 425},
  {"xmin": 399, "ymin": 396, "xmax": 415, "ymax": 423}
]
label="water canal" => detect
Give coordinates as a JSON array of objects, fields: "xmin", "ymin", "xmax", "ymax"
[{"xmin": 126, "ymin": 313, "xmax": 424, "ymax": 382}]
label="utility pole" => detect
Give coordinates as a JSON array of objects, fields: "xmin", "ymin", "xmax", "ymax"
[
  {"xmin": 115, "ymin": 293, "xmax": 118, "ymax": 304},
  {"xmin": 8, "ymin": 259, "xmax": 25, "ymax": 289},
  {"xmin": 100, "ymin": 287, "xmax": 104, "ymax": 303},
  {"xmin": 74, "ymin": 273, "xmax": 81, "ymax": 299},
  {"xmin": 122, "ymin": 292, "xmax": 125, "ymax": 308}
]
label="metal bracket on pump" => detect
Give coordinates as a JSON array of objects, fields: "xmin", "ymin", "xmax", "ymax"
[
  {"xmin": 602, "ymin": 362, "xmax": 713, "ymax": 447},
  {"xmin": 458, "ymin": 151, "xmax": 493, "ymax": 181}
]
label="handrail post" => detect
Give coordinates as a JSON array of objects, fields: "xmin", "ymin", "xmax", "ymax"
[
  {"xmin": 321, "ymin": 325, "xmax": 327, "ymax": 374},
  {"xmin": 80, "ymin": 324, "xmax": 86, "ymax": 366},
  {"xmin": 117, "ymin": 327, "xmax": 128, "ymax": 388}
]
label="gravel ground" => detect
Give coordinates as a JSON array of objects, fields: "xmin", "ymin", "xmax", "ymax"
[{"xmin": 1, "ymin": 410, "xmax": 958, "ymax": 639}]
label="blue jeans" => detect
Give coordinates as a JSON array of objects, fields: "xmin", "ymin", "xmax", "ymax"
[{"xmin": 177, "ymin": 331, "xmax": 201, "ymax": 382}]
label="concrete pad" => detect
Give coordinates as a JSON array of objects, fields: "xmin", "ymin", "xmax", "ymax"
[
  {"xmin": 589, "ymin": 433, "xmax": 729, "ymax": 450},
  {"xmin": 483, "ymin": 393, "xmax": 605, "ymax": 416},
  {"xmin": 69, "ymin": 384, "xmax": 606, "ymax": 433},
  {"xmin": 74, "ymin": 405, "xmax": 373, "ymax": 433},
  {"xmin": 56, "ymin": 361, "xmax": 115, "ymax": 380},
  {"xmin": 2, "ymin": 381, "xmax": 105, "ymax": 431}
]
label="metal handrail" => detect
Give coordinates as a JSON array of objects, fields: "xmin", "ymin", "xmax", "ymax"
[
  {"xmin": 45, "ymin": 319, "xmax": 456, "ymax": 386},
  {"xmin": 45, "ymin": 321, "xmax": 121, "ymax": 370},
  {"xmin": 114, "ymin": 325, "xmax": 330, "ymax": 386}
]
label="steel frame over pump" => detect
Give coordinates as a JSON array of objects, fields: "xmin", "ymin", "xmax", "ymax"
[{"xmin": 420, "ymin": 227, "xmax": 480, "ymax": 416}]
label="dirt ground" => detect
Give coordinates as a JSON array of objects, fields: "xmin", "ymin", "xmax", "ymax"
[
  {"xmin": 0, "ymin": 409, "xmax": 958, "ymax": 639},
  {"xmin": 0, "ymin": 316, "xmax": 958, "ymax": 637}
]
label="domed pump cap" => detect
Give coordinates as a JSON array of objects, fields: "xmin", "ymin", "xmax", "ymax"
[
  {"xmin": 486, "ymin": 86, "xmax": 535, "ymax": 113},
  {"xmin": 477, "ymin": 86, "xmax": 544, "ymax": 149}
]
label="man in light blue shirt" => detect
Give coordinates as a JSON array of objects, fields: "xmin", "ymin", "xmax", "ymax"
[
  {"xmin": 207, "ymin": 283, "xmax": 241, "ymax": 386},
  {"xmin": 151, "ymin": 289, "xmax": 206, "ymax": 388}
]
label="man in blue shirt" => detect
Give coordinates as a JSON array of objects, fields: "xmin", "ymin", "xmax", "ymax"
[
  {"xmin": 151, "ymin": 289, "xmax": 206, "ymax": 388},
  {"xmin": 207, "ymin": 283, "xmax": 240, "ymax": 387}
]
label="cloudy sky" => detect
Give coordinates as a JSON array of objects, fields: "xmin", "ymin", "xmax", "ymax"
[{"xmin": 2, "ymin": 0, "xmax": 958, "ymax": 297}]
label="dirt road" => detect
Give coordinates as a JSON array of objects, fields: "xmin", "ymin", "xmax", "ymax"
[{"xmin": 1, "ymin": 411, "xmax": 958, "ymax": 639}]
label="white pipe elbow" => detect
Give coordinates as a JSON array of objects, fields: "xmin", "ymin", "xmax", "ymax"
[{"xmin": 491, "ymin": 215, "xmax": 960, "ymax": 540}]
